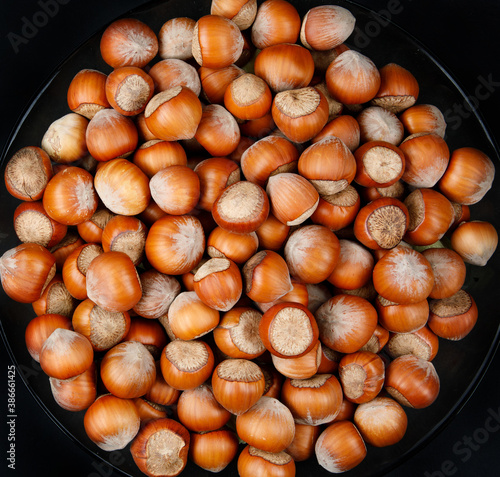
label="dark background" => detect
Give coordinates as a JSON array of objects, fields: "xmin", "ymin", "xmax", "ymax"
[{"xmin": 1, "ymin": 1, "xmax": 499, "ymax": 476}]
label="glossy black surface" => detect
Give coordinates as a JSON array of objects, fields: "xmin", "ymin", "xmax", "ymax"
[{"xmin": 0, "ymin": 1, "xmax": 499, "ymax": 476}]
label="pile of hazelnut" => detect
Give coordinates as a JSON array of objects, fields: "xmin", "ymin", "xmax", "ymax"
[{"xmin": 1, "ymin": 1, "xmax": 498, "ymax": 476}]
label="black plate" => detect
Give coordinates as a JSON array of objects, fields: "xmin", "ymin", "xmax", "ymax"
[{"xmin": 0, "ymin": 1, "xmax": 499, "ymax": 476}]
